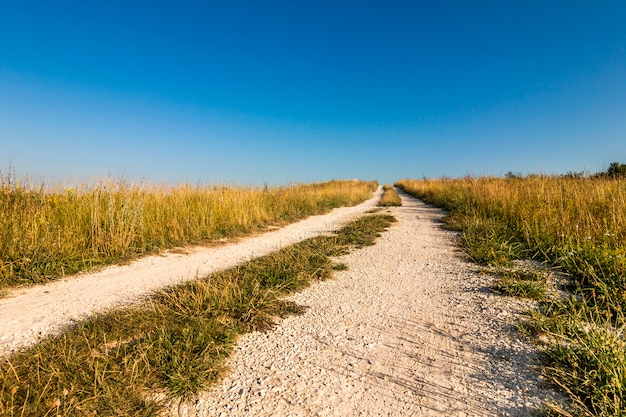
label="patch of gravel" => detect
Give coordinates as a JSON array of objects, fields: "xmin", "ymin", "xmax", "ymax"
[
  {"xmin": 170, "ymin": 192, "xmax": 563, "ymax": 417},
  {"xmin": 0, "ymin": 188, "xmax": 382, "ymax": 356}
]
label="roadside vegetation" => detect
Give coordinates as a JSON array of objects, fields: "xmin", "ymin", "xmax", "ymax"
[
  {"xmin": 396, "ymin": 167, "xmax": 626, "ymax": 417},
  {"xmin": 377, "ymin": 184, "xmax": 402, "ymax": 207},
  {"xmin": 0, "ymin": 170, "xmax": 377, "ymax": 292},
  {"xmin": 0, "ymin": 213, "xmax": 396, "ymax": 416}
]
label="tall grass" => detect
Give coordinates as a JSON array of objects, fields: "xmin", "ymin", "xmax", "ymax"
[
  {"xmin": 0, "ymin": 173, "xmax": 377, "ymax": 291},
  {"xmin": 0, "ymin": 213, "xmax": 396, "ymax": 417},
  {"xmin": 396, "ymin": 175, "xmax": 626, "ymax": 416}
]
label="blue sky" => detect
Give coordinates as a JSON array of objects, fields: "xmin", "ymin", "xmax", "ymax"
[{"xmin": 1, "ymin": 1, "xmax": 625, "ymax": 185}]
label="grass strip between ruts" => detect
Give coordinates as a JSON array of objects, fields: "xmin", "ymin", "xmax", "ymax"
[
  {"xmin": 0, "ymin": 213, "xmax": 396, "ymax": 417},
  {"xmin": 377, "ymin": 184, "xmax": 402, "ymax": 207}
]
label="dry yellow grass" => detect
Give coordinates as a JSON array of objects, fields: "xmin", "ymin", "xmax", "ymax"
[
  {"xmin": 397, "ymin": 176, "xmax": 626, "ymax": 251},
  {"xmin": 0, "ymin": 175, "xmax": 377, "ymax": 290}
]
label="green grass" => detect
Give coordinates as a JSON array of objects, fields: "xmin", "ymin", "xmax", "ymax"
[
  {"xmin": 377, "ymin": 184, "xmax": 402, "ymax": 207},
  {"xmin": 0, "ymin": 213, "xmax": 396, "ymax": 417},
  {"xmin": 0, "ymin": 174, "xmax": 377, "ymax": 292},
  {"xmin": 491, "ymin": 269, "xmax": 548, "ymax": 300},
  {"xmin": 396, "ymin": 175, "xmax": 626, "ymax": 416},
  {"xmin": 541, "ymin": 320, "xmax": 626, "ymax": 417}
]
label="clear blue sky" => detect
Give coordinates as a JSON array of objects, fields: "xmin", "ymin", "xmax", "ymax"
[{"xmin": 1, "ymin": 1, "xmax": 625, "ymax": 185}]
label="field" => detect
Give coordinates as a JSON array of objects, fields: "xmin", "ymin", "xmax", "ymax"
[
  {"xmin": 0, "ymin": 175, "xmax": 377, "ymax": 292},
  {"xmin": 396, "ymin": 175, "xmax": 626, "ymax": 416},
  {"xmin": 3, "ymin": 171, "xmax": 625, "ymax": 416}
]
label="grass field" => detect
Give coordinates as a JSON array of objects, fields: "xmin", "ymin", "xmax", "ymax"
[
  {"xmin": 0, "ymin": 174, "xmax": 377, "ymax": 292},
  {"xmin": 396, "ymin": 175, "xmax": 626, "ymax": 416}
]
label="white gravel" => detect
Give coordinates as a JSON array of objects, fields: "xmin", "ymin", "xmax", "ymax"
[{"xmin": 168, "ymin": 191, "xmax": 562, "ymax": 417}]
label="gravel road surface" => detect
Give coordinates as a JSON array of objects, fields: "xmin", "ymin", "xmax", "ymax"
[{"xmin": 169, "ymin": 191, "xmax": 560, "ymax": 417}]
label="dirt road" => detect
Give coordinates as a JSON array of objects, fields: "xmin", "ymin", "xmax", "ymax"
[
  {"xmin": 170, "ymin": 192, "xmax": 559, "ymax": 416},
  {"xmin": 1, "ymin": 189, "xmax": 560, "ymax": 415}
]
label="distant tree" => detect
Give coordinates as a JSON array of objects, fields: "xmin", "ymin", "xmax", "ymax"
[
  {"xmin": 562, "ymin": 171, "xmax": 586, "ymax": 179},
  {"xmin": 505, "ymin": 171, "xmax": 522, "ymax": 179},
  {"xmin": 606, "ymin": 162, "xmax": 626, "ymax": 178}
]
